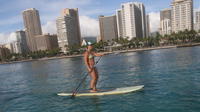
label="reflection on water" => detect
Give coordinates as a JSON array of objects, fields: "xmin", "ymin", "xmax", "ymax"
[
  {"xmin": 0, "ymin": 46, "xmax": 200, "ymax": 112},
  {"xmin": 91, "ymin": 97, "xmax": 101, "ymax": 112}
]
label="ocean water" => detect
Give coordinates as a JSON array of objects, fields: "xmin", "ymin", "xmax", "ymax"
[{"xmin": 0, "ymin": 46, "xmax": 200, "ymax": 112}]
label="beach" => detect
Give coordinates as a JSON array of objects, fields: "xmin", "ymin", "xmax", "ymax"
[{"xmin": 1, "ymin": 43, "xmax": 200, "ymax": 65}]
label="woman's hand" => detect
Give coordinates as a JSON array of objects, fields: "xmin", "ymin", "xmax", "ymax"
[
  {"xmin": 93, "ymin": 52, "xmax": 105, "ymax": 57},
  {"xmin": 100, "ymin": 53, "xmax": 105, "ymax": 56},
  {"xmin": 88, "ymin": 67, "xmax": 93, "ymax": 73}
]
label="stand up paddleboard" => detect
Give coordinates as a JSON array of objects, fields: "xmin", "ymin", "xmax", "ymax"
[{"xmin": 57, "ymin": 85, "xmax": 144, "ymax": 97}]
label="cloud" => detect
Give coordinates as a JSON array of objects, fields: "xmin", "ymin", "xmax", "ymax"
[
  {"xmin": 148, "ymin": 12, "xmax": 160, "ymax": 32},
  {"xmin": 42, "ymin": 15, "xmax": 99, "ymax": 37},
  {"xmin": 79, "ymin": 16, "xmax": 99, "ymax": 37},
  {"xmin": 42, "ymin": 21, "xmax": 57, "ymax": 34},
  {"xmin": 0, "ymin": 33, "xmax": 17, "ymax": 45}
]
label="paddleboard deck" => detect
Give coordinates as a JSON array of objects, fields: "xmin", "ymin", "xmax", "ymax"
[{"xmin": 57, "ymin": 85, "xmax": 144, "ymax": 97}]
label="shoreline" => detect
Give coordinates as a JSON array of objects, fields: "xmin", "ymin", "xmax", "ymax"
[{"xmin": 0, "ymin": 43, "xmax": 199, "ymax": 65}]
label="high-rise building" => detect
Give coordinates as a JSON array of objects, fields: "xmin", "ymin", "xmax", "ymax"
[
  {"xmin": 146, "ymin": 14, "xmax": 150, "ymax": 37},
  {"xmin": 195, "ymin": 11, "xmax": 200, "ymax": 32},
  {"xmin": 12, "ymin": 41, "xmax": 21, "ymax": 54},
  {"xmin": 3, "ymin": 43, "xmax": 14, "ymax": 53},
  {"xmin": 15, "ymin": 30, "xmax": 28, "ymax": 53},
  {"xmin": 99, "ymin": 15, "xmax": 118, "ymax": 42},
  {"xmin": 5, "ymin": 31, "xmax": 28, "ymax": 54},
  {"xmin": 135, "ymin": 2, "xmax": 147, "ymax": 38},
  {"xmin": 160, "ymin": 8, "xmax": 172, "ymax": 36},
  {"xmin": 120, "ymin": 2, "xmax": 147, "ymax": 40},
  {"xmin": 171, "ymin": 0, "xmax": 193, "ymax": 33},
  {"xmin": 116, "ymin": 9, "xmax": 123, "ymax": 38},
  {"xmin": 35, "ymin": 34, "xmax": 58, "ymax": 51},
  {"xmin": 97, "ymin": 35, "xmax": 101, "ymax": 43},
  {"xmin": 22, "ymin": 8, "xmax": 42, "ymax": 52},
  {"xmin": 56, "ymin": 8, "xmax": 81, "ymax": 53},
  {"xmin": 0, "ymin": 46, "xmax": 10, "ymax": 61}
]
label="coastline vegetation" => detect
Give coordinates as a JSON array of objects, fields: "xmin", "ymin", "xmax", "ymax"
[{"xmin": 0, "ymin": 29, "xmax": 200, "ymax": 63}]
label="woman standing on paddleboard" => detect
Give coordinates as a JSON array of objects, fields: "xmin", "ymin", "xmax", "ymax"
[{"xmin": 84, "ymin": 42, "xmax": 104, "ymax": 92}]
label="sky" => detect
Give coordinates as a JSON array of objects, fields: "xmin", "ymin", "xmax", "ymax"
[{"xmin": 0, "ymin": 0, "xmax": 200, "ymax": 44}]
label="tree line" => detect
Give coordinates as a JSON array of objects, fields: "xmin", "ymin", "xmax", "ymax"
[{"xmin": 1, "ymin": 29, "xmax": 200, "ymax": 62}]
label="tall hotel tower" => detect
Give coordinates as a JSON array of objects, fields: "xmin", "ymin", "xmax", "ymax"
[
  {"xmin": 195, "ymin": 11, "xmax": 200, "ymax": 31},
  {"xmin": 116, "ymin": 9, "xmax": 123, "ymax": 38},
  {"xmin": 116, "ymin": 2, "xmax": 147, "ymax": 40},
  {"xmin": 146, "ymin": 14, "xmax": 150, "ymax": 37},
  {"xmin": 56, "ymin": 8, "xmax": 81, "ymax": 53},
  {"xmin": 171, "ymin": 0, "xmax": 193, "ymax": 33},
  {"xmin": 160, "ymin": 8, "xmax": 172, "ymax": 36},
  {"xmin": 22, "ymin": 8, "xmax": 42, "ymax": 52},
  {"xmin": 99, "ymin": 15, "xmax": 118, "ymax": 42}
]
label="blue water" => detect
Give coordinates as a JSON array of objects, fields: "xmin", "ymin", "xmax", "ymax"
[{"xmin": 0, "ymin": 47, "xmax": 200, "ymax": 112}]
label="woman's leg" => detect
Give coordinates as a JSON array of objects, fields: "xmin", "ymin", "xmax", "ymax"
[
  {"xmin": 94, "ymin": 68, "xmax": 99, "ymax": 90},
  {"xmin": 89, "ymin": 68, "xmax": 98, "ymax": 92},
  {"xmin": 89, "ymin": 69, "xmax": 96, "ymax": 90}
]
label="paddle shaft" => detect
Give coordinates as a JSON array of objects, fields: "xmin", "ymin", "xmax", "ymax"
[{"xmin": 71, "ymin": 56, "xmax": 102, "ymax": 98}]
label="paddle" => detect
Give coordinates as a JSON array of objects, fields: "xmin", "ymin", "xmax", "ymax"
[{"xmin": 71, "ymin": 56, "xmax": 102, "ymax": 98}]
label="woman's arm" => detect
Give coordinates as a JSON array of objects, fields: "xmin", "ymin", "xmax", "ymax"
[
  {"xmin": 84, "ymin": 52, "xmax": 92, "ymax": 72},
  {"xmin": 92, "ymin": 52, "xmax": 104, "ymax": 57}
]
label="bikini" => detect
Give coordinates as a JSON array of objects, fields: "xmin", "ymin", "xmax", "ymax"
[
  {"xmin": 88, "ymin": 52, "xmax": 94, "ymax": 59},
  {"xmin": 88, "ymin": 52, "xmax": 96, "ymax": 70}
]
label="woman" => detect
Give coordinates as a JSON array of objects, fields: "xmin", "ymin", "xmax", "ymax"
[{"xmin": 84, "ymin": 42, "xmax": 104, "ymax": 92}]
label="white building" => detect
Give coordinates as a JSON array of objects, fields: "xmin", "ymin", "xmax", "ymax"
[
  {"xmin": 146, "ymin": 14, "xmax": 151, "ymax": 37},
  {"xmin": 16, "ymin": 30, "xmax": 28, "ymax": 53},
  {"xmin": 4, "ymin": 31, "xmax": 28, "ymax": 54},
  {"xmin": 116, "ymin": 9, "xmax": 123, "ymax": 38},
  {"xmin": 171, "ymin": 0, "xmax": 193, "ymax": 33},
  {"xmin": 56, "ymin": 8, "xmax": 81, "ymax": 53},
  {"xmin": 4, "ymin": 40, "xmax": 21, "ymax": 54},
  {"xmin": 12, "ymin": 41, "xmax": 21, "ymax": 54},
  {"xmin": 194, "ymin": 11, "xmax": 200, "ymax": 32},
  {"xmin": 160, "ymin": 8, "xmax": 172, "ymax": 36},
  {"xmin": 97, "ymin": 36, "xmax": 101, "ymax": 43},
  {"xmin": 3, "ymin": 43, "xmax": 14, "ymax": 53},
  {"xmin": 118, "ymin": 2, "xmax": 147, "ymax": 40}
]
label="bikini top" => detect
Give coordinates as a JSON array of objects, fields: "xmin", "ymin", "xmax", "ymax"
[{"xmin": 88, "ymin": 52, "xmax": 94, "ymax": 59}]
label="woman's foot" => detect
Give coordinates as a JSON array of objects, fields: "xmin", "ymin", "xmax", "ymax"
[{"xmin": 90, "ymin": 89, "xmax": 98, "ymax": 93}]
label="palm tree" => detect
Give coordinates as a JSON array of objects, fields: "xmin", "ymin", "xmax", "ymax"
[{"xmin": 188, "ymin": 30, "xmax": 197, "ymax": 42}]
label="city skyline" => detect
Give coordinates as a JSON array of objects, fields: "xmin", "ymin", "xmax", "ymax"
[{"xmin": 0, "ymin": 0, "xmax": 200, "ymax": 44}]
